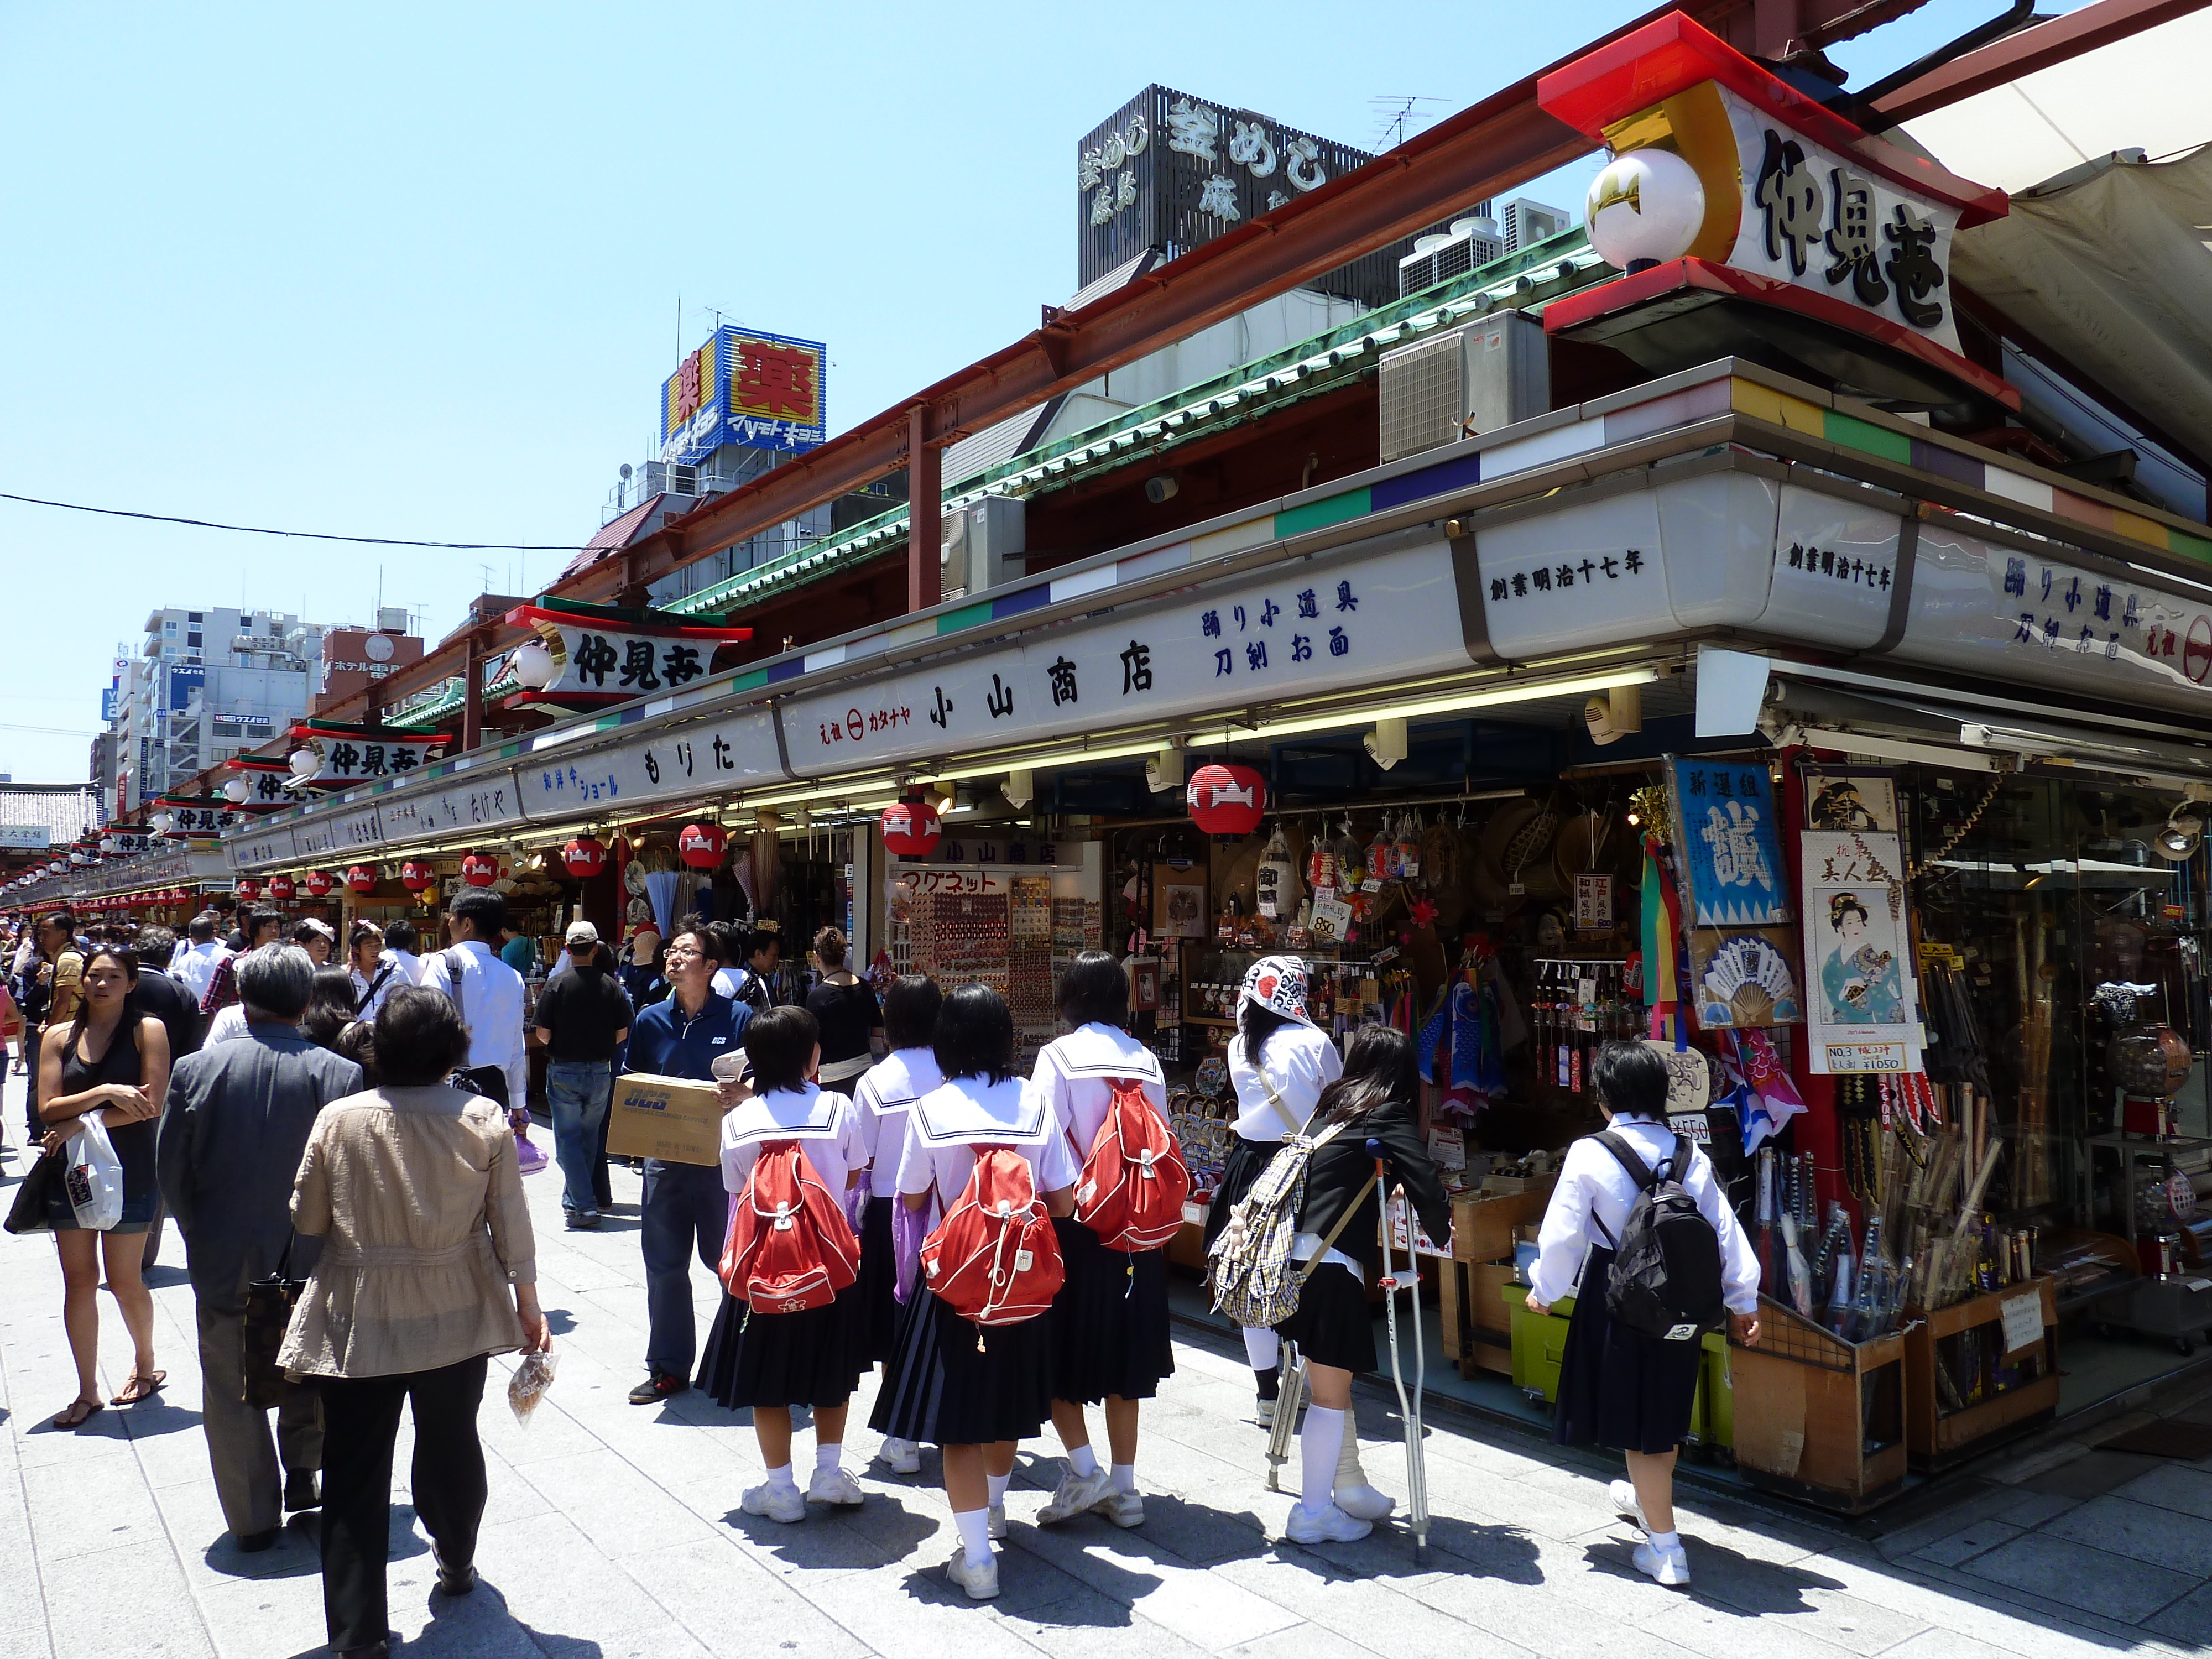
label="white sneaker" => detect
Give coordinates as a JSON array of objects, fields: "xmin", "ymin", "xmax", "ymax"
[
  {"xmin": 741, "ymin": 1480, "xmax": 807, "ymax": 1524},
  {"xmin": 878, "ymin": 1436, "xmax": 922, "ymax": 1475},
  {"xmin": 1633, "ymin": 1540, "xmax": 1691, "ymax": 1587},
  {"xmin": 1091, "ymin": 1489, "xmax": 1145, "ymax": 1528},
  {"xmin": 945, "ymin": 1547, "xmax": 999, "ymax": 1601},
  {"xmin": 806, "ymin": 1466, "xmax": 864, "ymax": 1507},
  {"xmin": 1334, "ymin": 1483, "xmax": 1397, "ymax": 1522},
  {"xmin": 988, "ymin": 1501, "xmax": 1006, "ymax": 1540},
  {"xmin": 1610, "ymin": 1479, "xmax": 1650, "ymax": 1531},
  {"xmin": 1285, "ymin": 1501, "xmax": 1372, "ymax": 1543},
  {"xmin": 1036, "ymin": 1463, "xmax": 1114, "ymax": 1525}
]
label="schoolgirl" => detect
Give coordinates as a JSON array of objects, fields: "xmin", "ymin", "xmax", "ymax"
[
  {"xmin": 696, "ymin": 1006, "xmax": 873, "ymax": 1524},
  {"xmin": 1199, "ymin": 956, "xmax": 1343, "ymax": 1419},
  {"xmin": 1029, "ymin": 950, "xmax": 1174, "ymax": 1530},
  {"xmin": 1526, "ymin": 1041, "xmax": 1761, "ymax": 1587},
  {"xmin": 870, "ymin": 984, "xmax": 1081, "ymax": 1602},
  {"xmin": 851, "ymin": 972, "xmax": 945, "ymax": 1474},
  {"xmin": 1270, "ymin": 1025, "xmax": 1450, "ymax": 1542}
]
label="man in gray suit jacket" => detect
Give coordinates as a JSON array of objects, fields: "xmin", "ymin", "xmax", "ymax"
[{"xmin": 157, "ymin": 945, "xmax": 362, "ymax": 1552}]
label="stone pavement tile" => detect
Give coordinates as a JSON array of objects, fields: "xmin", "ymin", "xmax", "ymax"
[
  {"xmin": 1980, "ymin": 1439, "xmax": 2091, "ymax": 1488},
  {"xmin": 1407, "ymin": 1571, "xmax": 1704, "ymax": 1659},
  {"xmin": 991, "ymin": 1586, "xmax": 1215, "ymax": 1659},
  {"xmin": 2144, "ymin": 1579, "xmax": 2212, "ymax": 1648},
  {"xmin": 2017, "ymin": 1449, "xmax": 2164, "ymax": 1500},
  {"xmin": 1213, "ymin": 1626, "xmax": 1387, "ymax": 1659},
  {"xmin": 717, "ymin": 1485, "xmax": 949, "ymax": 1578},
  {"xmin": 790, "ymin": 1553, "xmax": 1083, "ymax": 1659},
  {"xmin": 1443, "ymin": 1464, "xmax": 1626, "ymax": 1544},
  {"xmin": 1960, "ymin": 1530, "xmax": 2194, "ymax": 1623},
  {"xmin": 2042, "ymin": 1491, "xmax": 2212, "ymax": 1577},
  {"xmin": 511, "ymin": 1447, "xmax": 724, "ymax": 1559},
  {"xmin": 1021, "ymin": 1485, "xmax": 1274, "ymax": 1571},
  {"xmin": 1870, "ymin": 1488, "xmax": 2077, "ymax": 1562},
  {"xmin": 1806, "ymin": 1549, "xmax": 2150, "ymax": 1659},
  {"xmin": 1875, "ymin": 1632, "xmax": 2067, "ymax": 1659},
  {"xmin": 40, "ymin": 1540, "xmax": 216, "ymax": 1659},
  {"xmin": 471, "ymin": 1512, "xmax": 713, "ymax": 1659},
  {"xmin": 1211, "ymin": 1548, "xmax": 1540, "ymax": 1659},
  {"xmin": 479, "ymin": 1449, "xmax": 559, "ymax": 1530},
  {"xmin": 1641, "ymin": 1597, "xmax": 1869, "ymax": 1659},
  {"xmin": 189, "ymin": 1570, "xmax": 332, "ymax": 1659},
  {"xmin": 21, "ymin": 1441, "xmax": 171, "ymax": 1560},
  {"xmin": 617, "ymin": 1535, "xmax": 875, "ymax": 1659},
  {"xmin": 146, "ymin": 1469, "xmax": 327, "ymax": 1594},
  {"xmin": 8, "ymin": 1407, "xmax": 140, "ymax": 1474},
  {"xmin": 0, "ymin": 1488, "xmax": 50, "ymax": 1659},
  {"xmin": 1005, "ymin": 1518, "xmax": 1302, "ymax": 1651},
  {"xmin": 2114, "ymin": 1461, "xmax": 2212, "ymax": 1521},
  {"xmin": 1908, "ymin": 1519, "xmax": 2022, "ymax": 1568}
]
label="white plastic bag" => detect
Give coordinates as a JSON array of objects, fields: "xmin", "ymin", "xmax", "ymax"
[
  {"xmin": 508, "ymin": 1350, "xmax": 557, "ymax": 1426},
  {"xmin": 64, "ymin": 1116, "xmax": 124, "ymax": 1232}
]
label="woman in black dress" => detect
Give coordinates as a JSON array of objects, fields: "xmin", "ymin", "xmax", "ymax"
[
  {"xmin": 34, "ymin": 943, "xmax": 171, "ymax": 1427},
  {"xmin": 802, "ymin": 927, "xmax": 883, "ymax": 1091}
]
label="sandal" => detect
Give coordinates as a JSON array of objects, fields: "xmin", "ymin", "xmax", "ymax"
[
  {"xmin": 111, "ymin": 1371, "xmax": 165, "ymax": 1406},
  {"xmin": 52, "ymin": 1396, "xmax": 102, "ymax": 1430}
]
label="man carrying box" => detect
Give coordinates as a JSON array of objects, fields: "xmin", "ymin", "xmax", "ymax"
[{"xmin": 620, "ymin": 924, "xmax": 750, "ymax": 1406}]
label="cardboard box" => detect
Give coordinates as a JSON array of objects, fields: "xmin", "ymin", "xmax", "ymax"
[
  {"xmin": 1450, "ymin": 1182, "xmax": 1556, "ymax": 1263},
  {"xmin": 606, "ymin": 1072, "xmax": 728, "ymax": 1167}
]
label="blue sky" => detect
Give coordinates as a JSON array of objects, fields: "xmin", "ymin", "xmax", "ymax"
[{"xmin": 0, "ymin": 1, "xmax": 2059, "ymax": 781}]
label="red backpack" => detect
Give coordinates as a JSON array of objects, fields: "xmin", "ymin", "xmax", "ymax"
[
  {"xmin": 718, "ymin": 1141, "xmax": 861, "ymax": 1314},
  {"xmin": 1073, "ymin": 1078, "xmax": 1191, "ymax": 1253},
  {"xmin": 920, "ymin": 1145, "xmax": 1065, "ymax": 1332}
]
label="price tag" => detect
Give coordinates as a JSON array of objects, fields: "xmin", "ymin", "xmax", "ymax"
[{"xmin": 1998, "ymin": 1289, "xmax": 2044, "ymax": 1355}]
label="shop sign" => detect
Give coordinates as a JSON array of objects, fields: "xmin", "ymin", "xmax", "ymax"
[
  {"xmin": 1668, "ymin": 759, "xmax": 1787, "ymax": 926},
  {"xmin": 509, "ymin": 618, "xmax": 740, "ymax": 705},
  {"xmin": 102, "ymin": 833, "xmax": 158, "ymax": 858},
  {"xmin": 1799, "ymin": 828, "xmax": 1922, "ymax": 1073},
  {"xmin": 1573, "ymin": 872, "xmax": 1615, "ymax": 932},
  {"xmin": 289, "ymin": 728, "xmax": 445, "ymax": 789},
  {"xmin": 0, "ymin": 826, "xmax": 51, "ymax": 850},
  {"xmin": 514, "ymin": 707, "xmax": 782, "ymax": 817},
  {"xmin": 152, "ymin": 802, "xmax": 241, "ymax": 838},
  {"xmin": 378, "ymin": 770, "xmax": 527, "ymax": 846},
  {"xmin": 231, "ymin": 824, "xmax": 300, "ymax": 873},
  {"xmin": 661, "ymin": 324, "xmax": 827, "ymax": 465},
  {"xmin": 293, "ymin": 804, "xmax": 386, "ymax": 859},
  {"xmin": 783, "ymin": 538, "xmax": 1470, "ymax": 776}
]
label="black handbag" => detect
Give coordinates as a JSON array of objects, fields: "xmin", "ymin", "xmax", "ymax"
[
  {"xmin": 241, "ymin": 1237, "xmax": 309, "ymax": 1408},
  {"xmin": 3, "ymin": 1150, "xmax": 61, "ymax": 1235}
]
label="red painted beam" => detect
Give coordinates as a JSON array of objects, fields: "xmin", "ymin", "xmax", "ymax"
[{"xmin": 1868, "ymin": 0, "xmax": 2210, "ymax": 126}]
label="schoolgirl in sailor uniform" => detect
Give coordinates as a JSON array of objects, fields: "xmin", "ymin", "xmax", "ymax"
[
  {"xmin": 1527, "ymin": 1041, "xmax": 1761, "ymax": 1588},
  {"xmin": 868, "ymin": 984, "xmax": 1081, "ymax": 1602},
  {"xmin": 1028, "ymin": 950, "xmax": 1174, "ymax": 1530},
  {"xmin": 852, "ymin": 973, "xmax": 945, "ymax": 1474},
  {"xmin": 1198, "ymin": 956, "xmax": 1343, "ymax": 1417},
  {"xmin": 696, "ymin": 1006, "xmax": 873, "ymax": 1524}
]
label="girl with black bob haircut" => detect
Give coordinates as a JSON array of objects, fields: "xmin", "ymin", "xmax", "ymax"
[
  {"xmin": 880, "ymin": 973, "xmax": 942, "ymax": 1052},
  {"xmin": 873, "ymin": 982, "xmax": 1081, "ymax": 1602},
  {"xmin": 1030, "ymin": 950, "xmax": 1175, "ymax": 1531},
  {"xmin": 1268, "ymin": 1025, "xmax": 1449, "ymax": 1545},
  {"xmin": 697, "ymin": 1000, "xmax": 873, "ymax": 1523},
  {"xmin": 302, "ymin": 965, "xmax": 366, "ymax": 1052},
  {"xmin": 1526, "ymin": 1040, "xmax": 1761, "ymax": 1589}
]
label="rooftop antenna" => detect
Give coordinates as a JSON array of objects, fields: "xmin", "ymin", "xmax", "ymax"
[{"xmin": 1369, "ymin": 95, "xmax": 1446, "ymax": 150}]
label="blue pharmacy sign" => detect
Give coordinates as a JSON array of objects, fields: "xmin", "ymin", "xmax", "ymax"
[
  {"xmin": 1669, "ymin": 757, "xmax": 1788, "ymax": 927},
  {"xmin": 660, "ymin": 324, "xmax": 827, "ymax": 465}
]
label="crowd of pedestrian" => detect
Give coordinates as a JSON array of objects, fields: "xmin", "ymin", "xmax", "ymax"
[{"xmin": 0, "ymin": 900, "xmax": 1756, "ymax": 1655}]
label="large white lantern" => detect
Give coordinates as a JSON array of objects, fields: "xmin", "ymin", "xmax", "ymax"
[
  {"xmin": 223, "ymin": 776, "xmax": 254, "ymax": 804},
  {"xmin": 512, "ymin": 639, "xmax": 558, "ymax": 690},
  {"xmin": 288, "ymin": 747, "xmax": 320, "ymax": 779},
  {"xmin": 1585, "ymin": 147, "xmax": 1707, "ymax": 273}
]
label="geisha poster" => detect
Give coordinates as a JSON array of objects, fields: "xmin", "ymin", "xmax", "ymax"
[{"xmin": 1800, "ymin": 829, "xmax": 1923, "ymax": 1073}]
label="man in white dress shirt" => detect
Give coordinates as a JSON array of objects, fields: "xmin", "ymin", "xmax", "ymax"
[
  {"xmin": 421, "ymin": 889, "xmax": 530, "ymax": 1109},
  {"xmin": 172, "ymin": 914, "xmax": 234, "ymax": 1007},
  {"xmin": 380, "ymin": 918, "xmax": 427, "ymax": 988}
]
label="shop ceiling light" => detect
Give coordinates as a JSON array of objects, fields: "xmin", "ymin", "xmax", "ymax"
[{"xmin": 1192, "ymin": 666, "xmax": 1662, "ymax": 747}]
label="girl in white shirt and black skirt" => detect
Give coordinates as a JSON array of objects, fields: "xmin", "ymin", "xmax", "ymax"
[
  {"xmin": 1526, "ymin": 1041, "xmax": 1761, "ymax": 1588},
  {"xmin": 1198, "ymin": 956, "xmax": 1342, "ymax": 1420},
  {"xmin": 697, "ymin": 1006, "xmax": 874, "ymax": 1524},
  {"xmin": 1029, "ymin": 951, "xmax": 1175, "ymax": 1531},
  {"xmin": 869, "ymin": 984, "xmax": 1082, "ymax": 1602}
]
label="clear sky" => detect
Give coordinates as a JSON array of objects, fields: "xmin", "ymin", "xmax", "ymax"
[{"xmin": 0, "ymin": 0, "xmax": 2055, "ymax": 782}]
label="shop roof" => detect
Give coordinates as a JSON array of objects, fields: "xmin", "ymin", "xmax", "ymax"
[{"xmin": 0, "ymin": 784, "xmax": 101, "ymax": 842}]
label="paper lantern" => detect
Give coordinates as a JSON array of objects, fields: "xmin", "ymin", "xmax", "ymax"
[
  {"xmin": 267, "ymin": 874, "xmax": 298, "ymax": 901},
  {"xmin": 880, "ymin": 797, "xmax": 941, "ymax": 859},
  {"xmin": 345, "ymin": 864, "xmax": 378, "ymax": 894},
  {"xmin": 460, "ymin": 853, "xmax": 500, "ymax": 888},
  {"xmin": 677, "ymin": 822, "xmax": 726, "ymax": 870},
  {"xmin": 288, "ymin": 747, "xmax": 320, "ymax": 779},
  {"xmin": 1585, "ymin": 147, "xmax": 1706, "ymax": 273},
  {"xmin": 303, "ymin": 870, "xmax": 335, "ymax": 898},
  {"xmin": 223, "ymin": 776, "xmax": 253, "ymax": 805},
  {"xmin": 1187, "ymin": 763, "xmax": 1267, "ymax": 838},
  {"xmin": 399, "ymin": 860, "xmax": 436, "ymax": 893},
  {"xmin": 562, "ymin": 836, "xmax": 608, "ymax": 878},
  {"xmin": 512, "ymin": 639, "xmax": 558, "ymax": 690},
  {"xmin": 236, "ymin": 879, "xmax": 260, "ymax": 902}
]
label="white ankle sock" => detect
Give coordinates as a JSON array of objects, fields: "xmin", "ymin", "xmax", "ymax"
[
  {"xmin": 1241, "ymin": 1326, "xmax": 1281, "ymax": 1372},
  {"xmin": 987, "ymin": 1471, "xmax": 1010, "ymax": 1506},
  {"xmin": 1334, "ymin": 1422, "xmax": 1367, "ymax": 1488},
  {"xmin": 952, "ymin": 1507, "xmax": 993, "ymax": 1565},
  {"xmin": 1647, "ymin": 1528, "xmax": 1681, "ymax": 1552},
  {"xmin": 815, "ymin": 1442, "xmax": 842, "ymax": 1473},
  {"xmin": 765, "ymin": 1462, "xmax": 797, "ymax": 1490},
  {"xmin": 1067, "ymin": 1444, "xmax": 1099, "ymax": 1478},
  {"xmin": 1110, "ymin": 1463, "xmax": 1136, "ymax": 1495},
  {"xmin": 1300, "ymin": 1405, "xmax": 1345, "ymax": 1511}
]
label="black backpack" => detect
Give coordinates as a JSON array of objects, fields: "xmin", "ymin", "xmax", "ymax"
[{"xmin": 1592, "ymin": 1131, "xmax": 1726, "ymax": 1341}]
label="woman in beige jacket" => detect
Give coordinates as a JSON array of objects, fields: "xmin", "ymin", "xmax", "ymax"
[{"xmin": 280, "ymin": 986, "xmax": 551, "ymax": 1659}]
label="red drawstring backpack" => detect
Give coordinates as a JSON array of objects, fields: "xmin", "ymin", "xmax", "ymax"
[
  {"xmin": 719, "ymin": 1141, "xmax": 861, "ymax": 1314},
  {"xmin": 920, "ymin": 1145, "xmax": 1065, "ymax": 1339},
  {"xmin": 1073, "ymin": 1078, "xmax": 1190, "ymax": 1253}
]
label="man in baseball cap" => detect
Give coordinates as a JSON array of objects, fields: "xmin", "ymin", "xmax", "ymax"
[{"xmin": 530, "ymin": 919, "xmax": 630, "ymax": 1228}]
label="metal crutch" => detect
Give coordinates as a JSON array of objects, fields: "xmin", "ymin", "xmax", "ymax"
[
  {"xmin": 1369, "ymin": 1139, "xmax": 1430, "ymax": 1562},
  {"xmin": 1264, "ymin": 1337, "xmax": 1307, "ymax": 1492}
]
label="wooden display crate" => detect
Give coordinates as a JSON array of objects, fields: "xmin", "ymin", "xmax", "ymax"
[
  {"xmin": 1438, "ymin": 1258, "xmax": 1518, "ymax": 1378},
  {"xmin": 1903, "ymin": 1276, "xmax": 2059, "ymax": 1472},
  {"xmin": 1451, "ymin": 1184, "xmax": 1554, "ymax": 1264},
  {"xmin": 1730, "ymin": 1295, "xmax": 1908, "ymax": 1514},
  {"xmin": 1164, "ymin": 1198, "xmax": 1210, "ymax": 1274}
]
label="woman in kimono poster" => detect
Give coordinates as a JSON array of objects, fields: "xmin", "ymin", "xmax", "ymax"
[
  {"xmin": 1818, "ymin": 893, "xmax": 1903, "ymax": 1023},
  {"xmin": 1799, "ymin": 829, "xmax": 1920, "ymax": 1073}
]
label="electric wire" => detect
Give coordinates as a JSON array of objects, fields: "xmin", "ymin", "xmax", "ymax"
[{"xmin": 0, "ymin": 491, "xmax": 587, "ymax": 551}]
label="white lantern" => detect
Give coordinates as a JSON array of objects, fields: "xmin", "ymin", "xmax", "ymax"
[
  {"xmin": 288, "ymin": 747, "xmax": 320, "ymax": 779},
  {"xmin": 223, "ymin": 776, "xmax": 253, "ymax": 804},
  {"xmin": 1585, "ymin": 147, "xmax": 1707, "ymax": 273},
  {"xmin": 512, "ymin": 639, "xmax": 558, "ymax": 690},
  {"xmin": 148, "ymin": 813, "xmax": 175, "ymax": 835},
  {"xmin": 98, "ymin": 837, "xmax": 117, "ymax": 854}
]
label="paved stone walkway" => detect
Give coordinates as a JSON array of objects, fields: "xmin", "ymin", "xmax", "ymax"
[{"xmin": 4, "ymin": 1065, "xmax": 2211, "ymax": 1658}]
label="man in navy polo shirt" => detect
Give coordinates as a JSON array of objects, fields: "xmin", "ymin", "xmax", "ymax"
[{"xmin": 623, "ymin": 924, "xmax": 750, "ymax": 1405}]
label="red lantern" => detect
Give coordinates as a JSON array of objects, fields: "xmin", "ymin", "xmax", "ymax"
[
  {"xmin": 880, "ymin": 796, "xmax": 942, "ymax": 859},
  {"xmin": 562, "ymin": 836, "xmax": 608, "ymax": 878},
  {"xmin": 1187, "ymin": 763, "xmax": 1267, "ymax": 838},
  {"xmin": 236, "ymin": 879, "xmax": 260, "ymax": 902},
  {"xmin": 677, "ymin": 822, "xmax": 726, "ymax": 870},
  {"xmin": 267, "ymin": 874, "xmax": 298, "ymax": 901},
  {"xmin": 303, "ymin": 870, "xmax": 335, "ymax": 898},
  {"xmin": 345, "ymin": 865, "xmax": 378, "ymax": 894},
  {"xmin": 460, "ymin": 853, "xmax": 499, "ymax": 888},
  {"xmin": 399, "ymin": 860, "xmax": 436, "ymax": 893}
]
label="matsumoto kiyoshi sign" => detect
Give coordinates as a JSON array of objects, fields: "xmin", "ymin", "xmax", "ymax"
[{"xmin": 661, "ymin": 324, "xmax": 826, "ymax": 465}]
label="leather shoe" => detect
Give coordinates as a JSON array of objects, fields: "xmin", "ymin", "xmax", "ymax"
[
  {"xmin": 628, "ymin": 1371, "xmax": 688, "ymax": 1405},
  {"xmin": 234, "ymin": 1528, "xmax": 279, "ymax": 1553},
  {"xmin": 284, "ymin": 1472, "xmax": 321, "ymax": 1512},
  {"xmin": 433, "ymin": 1546, "xmax": 477, "ymax": 1596}
]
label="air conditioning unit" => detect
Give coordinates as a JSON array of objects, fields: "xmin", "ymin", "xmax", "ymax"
[
  {"xmin": 1397, "ymin": 220, "xmax": 1503, "ymax": 299},
  {"xmin": 1378, "ymin": 309, "xmax": 1549, "ymax": 464},
  {"xmin": 939, "ymin": 498, "xmax": 1027, "ymax": 602}
]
